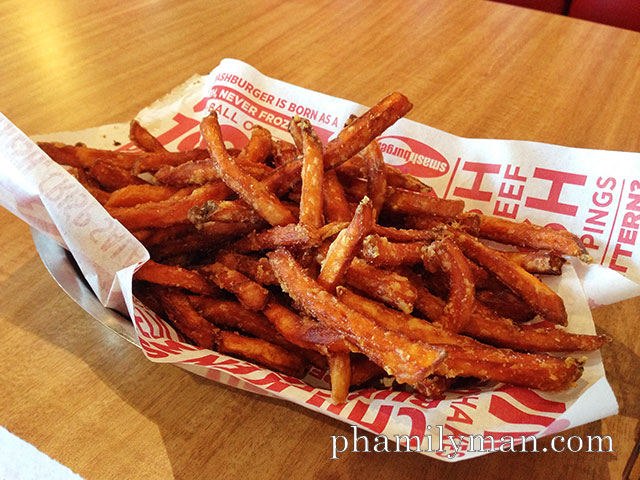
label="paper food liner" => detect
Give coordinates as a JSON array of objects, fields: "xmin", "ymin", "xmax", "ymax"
[{"xmin": 1, "ymin": 58, "xmax": 632, "ymax": 461}]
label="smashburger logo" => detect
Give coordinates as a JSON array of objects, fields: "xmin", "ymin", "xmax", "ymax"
[{"xmin": 378, "ymin": 135, "xmax": 449, "ymax": 178}]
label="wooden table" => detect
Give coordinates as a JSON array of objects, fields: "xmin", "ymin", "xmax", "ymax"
[{"xmin": 1, "ymin": 1, "xmax": 639, "ymax": 478}]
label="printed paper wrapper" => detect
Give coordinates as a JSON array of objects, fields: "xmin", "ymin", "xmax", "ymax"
[{"xmin": 1, "ymin": 58, "xmax": 633, "ymax": 461}]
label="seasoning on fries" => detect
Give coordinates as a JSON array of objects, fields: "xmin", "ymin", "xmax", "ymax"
[{"xmin": 39, "ymin": 91, "xmax": 609, "ymax": 405}]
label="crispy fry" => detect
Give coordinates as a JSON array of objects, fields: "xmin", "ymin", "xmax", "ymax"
[
  {"xmin": 451, "ymin": 228, "xmax": 568, "ymax": 325},
  {"xmin": 201, "ymin": 112, "xmax": 295, "ymax": 226},
  {"xmin": 336, "ymin": 154, "xmax": 431, "ymax": 193},
  {"xmin": 323, "ymin": 92, "xmax": 413, "ymax": 169},
  {"xmin": 242, "ymin": 126, "xmax": 273, "ymax": 163},
  {"xmin": 189, "ymin": 200, "xmax": 263, "ymax": 224},
  {"xmin": 196, "ymin": 220, "xmax": 261, "ymax": 238},
  {"xmin": 501, "ymin": 250, "xmax": 567, "ymax": 275},
  {"xmin": 137, "ymin": 224, "xmax": 194, "ymax": 248},
  {"xmin": 108, "ymin": 182, "xmax": 231, "ymax": 230},
  {"xmin": 217, "ymin": 330, "xmax": 308, "ymax": 378},
  {"xmin": 199, "ymin": 263, "xmax": 269, "ymax": 311},
  {"xmin": 38, "ymin": 141, "xmax": 209, "ymax": 171},
  {"xmin": 135, "ymin": 260, "xmax": 219, "ymax": 296},
  {"xmin": 233, "ymin": 223, "xmax": 320, "ymax": 253},
  {"xmin": 328, "ymin": 352, "xmax": 351, "ymax": 403},
  {"xmin": 267, "ymin": 248, "xmax": 445, "ymax": 385},
  {"xmin": 344, "ymin": 258, "xmax": 417, "ymax": 314},
  {"xmin": 338, "ymin": 288, "xmax": 583, "ymax": 391},
  {"xmin": 411, "ymin": 277, "xmax": 605, "ymax": 352},
  {"xmin": 261, "ymin": 158, "xmax": 303, "ymax": 196},
  {"xmin": 148, "ymin": 232, "xmax": 230, "ymax": 260},
  {"xmin": 423, "ymin": 237, "xmax": 475, "ymax": 332},
  {"xmin": 360, "ymin": 234, "xmax": 426, "ymax": 266},
  {"xmin": 216, "ymin": 251, "xmax": 279, "ymax": 286},
  {"xmin": 477, "ymin": 214, "xmax": 592, "ymax": 262},
  {"xmin": 156, "ymin": 289, "xmax": 218, "ymax": 348},
  {"xmin": 154, "ymin": 158, "xmax": 272, "ymax": 187},
  {"xmin": 323, "ymin": 170, "xmax": 352, "ymax": 223},
  {"xmin": 272, "ymin": 139, "xmax": 298, "ymax": 168},
  {"xmin": 466, "ymin": 302, "xmax": 611, "ymax": 352},
  {"xmin": 293, "ymin": 117, "xmax": 325, "ymax": 230},
  {"xmin": 105, "ymin": 184, "xmax": 184, "ymax": 208},
  {"xmin": 317, "ymin": 221, "xmax": 349, "ymax": 241},
  {"xmin": 87, "ymin": 160, "xmax": 145, "ymax": 191},
  {"xmin": 372, "ymin": 225, "xmax": 437, "ymax": 243},
  {"xmin": 385, "ymin": 188, "xmax": 465, "ymax": 218},
  {"xmin": 263, "ymin": 300, "xmax": 349, "ymax": 353},
  {"xmin": 318, "ymin": 197, "xmax": 374, "ymax": 293},
  {"xmin": 188, "ymin": 296, "xmax": 291, "ymax": 348},
  {"xmin": 129, "ymin": 120, "xmax": 168, "ymax": 152},
  {"xmin": 363, "ymin": 140, "xmax": 387, "ymax": 220},
  {"xmin": 475, "ymin": 288, "xmax": 537, "ymax": 322}
]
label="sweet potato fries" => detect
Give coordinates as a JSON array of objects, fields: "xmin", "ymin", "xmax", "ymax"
[{"xmin": 41, "ymin": 91, "xmax": 608, "ymax": 405}]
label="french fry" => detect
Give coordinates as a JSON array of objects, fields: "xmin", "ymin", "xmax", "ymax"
[
  {"xmin": 188, "ymin": 296, "xmax": 292, "ymax": 348},
  {"xmin": 451, "ymin": 228, "xmax": 568, "ymax": 325},
  {"xmin": 233, "ymin": 223, "xmax": 320, "ymax": 253},
  {"xmin": 105, "ymin": 184, "xmax": 185, "ymax": 208},
  {"xmin": 158, "ymin": 289, "xmax": 307, "ymax": 377},
  {"xmin": 108, "ymin": 181, "xmax": 231, "ymax": 230},
  {"xmin": 344, "ymin": 258, "xmax": 417, "ymax": 314},
  {"xmin": 384, "ymin": 188, "xmax": 465, "ymax": 218},
  {"xmin": 465, "ymin": 302, "xmax": 611, "ymax": 352},
  {"xmin": 156, "ymin": 288, "xmax": 219, "ymax": 349},
  {"xmin": 323, "ymin": 170, "xmax": 352, "ymax": 222},
  {"xmin": 129, "ymin": 120, "xmax": 168, "ymax": 152},
  {"xmin": 137, "ymin": 224, "xmax": 194, "ymax": 248},
  {"xmin": 272, "ymin": 139, "xmax": 298, "ymax": 168},
  {"xmin": 423, "ymin": 237, "xmax": 475, "ymax": 333},
  {"xmin": 477, "ymin": 214, "xmax": 592, "ymax": 262},
  {"xmin": 316, "ymin": 196, "xmax": 373, "ymax": 402},
  {"xmin": 328, "ymin": 352, "xmax": 351, "ymax": 404},
  {"xmin": 372, "ymin": 225, "xmax": 437, "ymax": 243},
  {"xmin": 216, "ymin": 330, "xmax": 308, "ymax": 378},
  {"xmin": 336, "ymin": 154, "xmax": 431, "ymax": 193},
  {"xmin": 411, "ymin": 276, "xmax": 606, "ymax": 352},
  {"xmin": 263, "ymin": 300, "xmax": 350, "ymax": 353},
  {"xmin": 323, "ymin": 92, "xmax": 413, "ymax": 169},
  {"xmin": 201, "ymin": 112, "xmax": 295, "ymax": 226},
  {"xmin": 292, "ymin": 117, "xmax": 325, "ymax": 230},
  {"xmin": 195, "ymin": 220, "xmax": 261, "ymax": 239},
  {"xmin": 241, "ymin": 126, "xmax": 273, "ymax": 164},
  {"xmin": 134, "ymin": 260, "xmax": 219, "ymax": 296},
  {"xmin": 360, "ymin": 234, "xmax": 426, "ymax": 266},
  {"xmin": 216, "ymin": 251, "xmax": 279, "ymax": 286},
  {"xmin": 501, "ymin": 250, "xmax": 567, "ymax": 275},
  {"xmin": 475, "ymin": 288, "xmax": 538, "ymax": 322},
  {"xmin": 38, "ymin": 141, "xmax": 209, "ymax": 171},
  {"xmin": 318, "ymin": 197, "xmax": 374, "ymax": 293},
  {"xmin": 87, "ymin": 160, "xmax": 145, "ymax": 191},
  {"xmin": 188, "ymin": 200, "xmax": 264, "ymax": 224},
  {"xmin": 267, "ymin": 248, "xmax": 445, "ymax": 386},
  {"xmin": 338, "ymin": 288, "xmax": 584, "ymax": 391},
  {"xmin": 199, "ymin": 263, "xmax": 270, "ymax": 311},
  {"xmin": 363, "ymin": 141, "xmax": 387, "ymax": 220}
]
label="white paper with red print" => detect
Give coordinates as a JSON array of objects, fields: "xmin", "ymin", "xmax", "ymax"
[{"xmin": 0, "ymin": 58, "xmax": 631, "ymax": 461}]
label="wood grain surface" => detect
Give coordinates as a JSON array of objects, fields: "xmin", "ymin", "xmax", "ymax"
[{"xmin": 1, "ymin": 1, "xmax": 639, "ymax": 478}]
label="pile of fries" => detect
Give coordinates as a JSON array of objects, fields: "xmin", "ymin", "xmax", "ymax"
[{"xmin": 40, "ymin": 92, "xmax": 610, "ymax": 403}]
